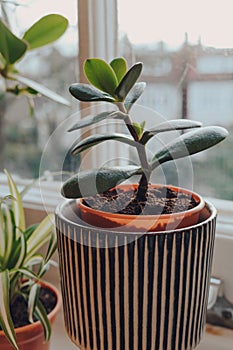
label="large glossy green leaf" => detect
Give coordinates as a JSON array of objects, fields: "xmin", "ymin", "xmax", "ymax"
[
  {"xmin": 141, "ymin": 119, "xmax": 202, "ymax": 144},
  {"xmin": 0, "ymin": 19, "xmax": 27, "ymax": 65},
  {"xmin": 110, "ymin": 57, "xmax": 127, "ymax": 83},
  {"xmin": 61, "ymin": 166, "xmax": 142, "ymax": 198},
  {"xmin": 9, "ymin": 74, "xmax": 70, "ymax": 106},
  {"xmin": 69, "ymin": 83, "xmax": 115, "ymax": 102},
  {"xmin": 0, "ymin": 270, "xmax": 19, "ymax": 350},
  {"xmin": 22, "ymin": 14, "xmax": 68, "ymax": 50},
  {"xmin": 151, "ymin": 126, "xmax": 228, "ymax": 169},
  {"xmin": 84, "ymin": 58, "xmax": 118, "ymax": 96},
  {"xmin": 115, "ymin": 62, "xmax": 143, "ymax": 100},
  {"xmin": 71, "ymin": 133, "xmax": 136, "ymax": 155},
  {"xmin": 124, "ymin": 82, "xmax": 146, "ymax": 112}
]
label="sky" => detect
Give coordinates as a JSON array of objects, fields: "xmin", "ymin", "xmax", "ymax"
[
  {"xmin": 118, "ymin": 0, "xmax": 233, "ymax": 48},
  {"xmin": 8, "ymin": 0, "xmax": 233, "ymax": 49}
]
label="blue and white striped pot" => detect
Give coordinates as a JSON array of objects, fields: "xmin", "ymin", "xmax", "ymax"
[{"xmin": 55, "ymin": 200, "xmax": 216, "ymax": 350}]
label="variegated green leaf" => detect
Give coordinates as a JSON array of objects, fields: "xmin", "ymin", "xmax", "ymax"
[
  {"xmin": 61, "ymin": 166, "xmax": 142, "ymax": 198},
  {"xmin": 26, "ymin": 214, "xmax": 54, "ymax": 260},
  {"xmin": 151, "ymin": 126, "xmax": 229, "ymax": 169},
  {"xmin": 45, "ymin": 229, "xmax": 57, "ymax": 263},
  {"xmin": 115, "ymin": 62, "xmax": 143, "ymax": 100},
  {"xmin": 14, "ymin": 232, "xmax": 26, "ymax": 269},
  {"xmin": 28, "ymin": 283, "xmax": 40, "ymax": 323},
  {"xmin": 4, "ymin": 169, "xmax": 25, "ymax": 238},
  {"xmin": 0, "ymin": 270, "xmax": 19, "ymax": 350},
  {"xmin": 71, "ymin": 133, "xmax": 136, "ymax": 155},
  {"xmin": 35, "ymin": 300, "xmax": 51, "ymax": 342},
  {"xmin": 2, "ymin": 204, "xmax": 15, "ymax": 266}
]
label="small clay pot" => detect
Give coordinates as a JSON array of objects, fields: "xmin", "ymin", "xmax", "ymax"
[
  {"xmin": 0, "ymin": 281, "xmax": 62, "ymax": 350},
  {"xmin": 78, "ymin": 184, "xmax": 205, "ymax": 232}
]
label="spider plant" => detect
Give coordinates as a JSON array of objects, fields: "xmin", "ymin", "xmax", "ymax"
[{"xmin": 0, "ymin": 170, "xmax": 56, "ymax": 350}]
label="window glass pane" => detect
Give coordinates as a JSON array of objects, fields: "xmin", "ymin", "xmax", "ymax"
[
  {"xmin": 118, "ymin": 0, "xmax": 233, "ymax": 200},
  {"xmin": 0, "ymin": 0, "xmax": 77, "ymax": 178}
]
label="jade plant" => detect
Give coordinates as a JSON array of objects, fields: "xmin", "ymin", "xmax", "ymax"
[
  {"xmin": 0, "ymin": 13, "xmax": 69, "ymax": 112},
  {"xmin": 0, "ymin": 170, "xmax": 57, "ymax": 350},
  {"xmin": 61, "ymin": 57, "xmax": 228, "ymax": 202}
]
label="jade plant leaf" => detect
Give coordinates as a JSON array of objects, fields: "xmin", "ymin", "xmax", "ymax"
[
  {"xmin": 151, "ymin": 126, "xmax": 229, "ymax": 169},
  {"xmin": 0, "ymin": 20, "xmax": 27, "ymax": 65},
  {"xmin": 84, "ymin": 58, "xmax": 118, "ymax": 96},
  {"xmin": 68, "ymin": 111, "xmax": 116, "ymax": 131},
  {"xmin": 71, "ymin": 133, "xmax": 137, "ymax": 155},
  {"xmin": 61, "ymin": 166, "xmax": 142, "ymax": 198},
  {"xmin": 141, "ymin": 119, "xmax": 202, "ymax": 144},
  {"xmin": 124, "ymin": 82, "xmax": 146, "ymax": 112},
  {"xmin": 22, "ymin": 14, "xmax": 68, "ymax": 50},
  {"xmin": 115, "ymin": 62, "xmax": 143, "ymax": 100},
  {"xmin": 69, "ymin": 83, "xmax": 115, "ymax": 102},
  {"xmin": 110, "ymin": 57, "xmax": 127, "ymax": 83}
]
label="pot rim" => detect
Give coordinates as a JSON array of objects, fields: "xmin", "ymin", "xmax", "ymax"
[
  {"xmin": 78, "ymin": 183, "xmax": 205, "ymax": 221},
  {"xmin": 0, "ymin": 280, "xmax": 62, "ymax": 337},
  {"xmin": 56, "ymin": 198, "xmax": 217, "ymax": 235}
]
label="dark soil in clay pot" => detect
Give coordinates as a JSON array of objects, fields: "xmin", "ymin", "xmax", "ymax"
[
  {"xmin": 0, "ymin": 287, "xmax": 57, "ymax": 329},
  {"xmin": 83, "ymin": 186, "xmax": 198, "ymax": 215}
]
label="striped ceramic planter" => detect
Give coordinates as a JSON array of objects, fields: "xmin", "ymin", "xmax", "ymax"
[{"xmin": 55, "ymin": 200, "xmax": 216, "ymax": 350}]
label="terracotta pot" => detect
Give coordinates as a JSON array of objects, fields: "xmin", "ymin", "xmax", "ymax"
[
  {"xmin": 78, "ymin": 184, "xmax": 205, "ymax": 232},
  {"xmin": 56, "ymin": 199, "xmax": 216, "ymax": 350},
  {"xmin": 0, "ymin": 281, "xmax": 62, "ymax": 350}
]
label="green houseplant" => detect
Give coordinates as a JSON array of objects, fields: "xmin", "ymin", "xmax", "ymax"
[
  {"xmin": 0, "ymin": 13, "xmax": 69, "ymax": 110},
  {"xmin": 55, "ymin": 58, "xmax": 228, "ymax": 350},
  {"xmin": 0, "ymin": 170, "xmax": 61, "ymax": 350}
]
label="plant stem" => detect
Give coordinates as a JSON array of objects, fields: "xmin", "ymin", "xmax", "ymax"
[{"xmin": 116, "ymin": 102, "xmax": 152, "ymax": 201}]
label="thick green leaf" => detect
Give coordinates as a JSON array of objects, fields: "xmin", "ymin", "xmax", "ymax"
[
  {"xmin": 69, "ymin": 83, "xmax": 115, "ymax": 103},
  {"xmin": 151, "ymin": 126, "xmax": 228, "ymax": 169},
  {"xmin": 61, "ymin": 166, "xmax": 142, "ymax": 198},
  {"xmin": 68, "ymin": 110, "xmax": 125, "ymax": 132},
  {"xmin": 23, "ymin": 14, "xmax": 68, "ymax": 50},
  {"xmin": 9, "ymin": 74, "xmax": 70, "ymax": 106},
  {"xmin": 84, "ymin": 58, "xmax": 118, "ymax": 96},
  {"xmin": 0, "ymin": 270, "xmax": 19, "ymax": 350},
  {"xmin": 4, "ymin": 169, "xmax": 25, "ymax": 239},
  {"xmin": 71, "ymin": 133, "xmax": 136, "ymax": 155},
  {"xmin": 141, "ymin": 119, "xmax": 202, "ymax": 144},
  {"xmin": 0, "ymin": 19, "xmax": 27, "ymax": 65},
  {"xmin": 115, "ymin": 62, "xmax": 143, "ymax": 100},
  {"xmin": 110, "ymin": 57, "xmax": 127, "ymax": 83},
  {"xmin": 124, "ymin": 82, "xmax": 146, "ymax": 112}
]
